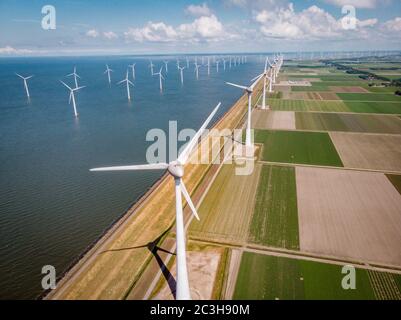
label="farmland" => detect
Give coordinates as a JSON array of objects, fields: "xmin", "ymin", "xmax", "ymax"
[
  {"xmin": 233, "ymin": 253, "xmax": 401, "ymax": 300},
  {"xmin": 248, "ymin": 165, "xmax": 299, "ymax": 250},
  {"xmin": 254, "ymin": 130, "xmax": 344, "ymax": 167}
]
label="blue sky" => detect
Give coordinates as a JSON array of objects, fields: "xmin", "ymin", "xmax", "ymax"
[{"xmin": 0, "ymin": 0, "xmax": 400, "ymax": 56}]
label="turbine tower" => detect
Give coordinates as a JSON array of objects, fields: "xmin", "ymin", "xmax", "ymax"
[
  {"xmin": 129, "ymin": 63, "xmax": 136, "ymax": 80},
  {"xmin": 118, "ymin": 70, "xmax": 134, "ymax": 100},
  {"xmin": 90, "ymin": 102, "xmax": 222, "ymax": 300},
  {"xmin": 163, "ymin": 61, "xmax": 169, "ymax": 73},
  {"xmin": 15, "ymin": 73, "xmax": 33, "ymax": 98},
  {"xmin": 149, "ymin": 61, "xmax": 155, "ymax": 75},
  {"xmin": 153, "ymin": 67, "xmax": 165, "ymax": 92},
  {"xmin": 66, "ymin": 66, "xmax": 81, "ymax": 88},
  {"xmin": 194, "ymin": 63, "xmax": 201, "ymax": 80},
  {"xmin": 216, "ymin": 60, "xmax": 220, "ymax": 73},
  {"xmin": 60, "ymin": 80, "xmax": 85, "ymax": 118},
  {"xmin": 178, "ymin": 66, "xmax": 186, "ymax": 85},
  {"xmin": 104, "ymin": 65, "xmax": 114, "ymax": 84},
  {"xmin": 226, "ymin": 75, "xmax": 263, "ymax": 148}
]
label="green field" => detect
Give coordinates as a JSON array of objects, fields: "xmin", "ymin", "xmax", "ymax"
[
  {"xmin": 386, "ymin": 174, "xmax": 401, "ymax": 195},
  {"xmin": 270, "ymin": 99, "xmax": 350, "ymax": 112},
  {"xmin": 344, "ymin": 101, "xmax": 401, "ymax": 114},
  {"xmin": 295, "ymin": 112, "xmax": 401, "ymax": 134},
  {"xmin": 337, "ymin": 93, "xmax": 401, "ymax": 102},
  {"xmin": 248, "ymin": 165, "xmax": 299, "ymax": 249},
  {"xmin": 254, "ymin": 130, "xmax": 344, "ymax": 167},
  {"xmin": 233, "ymin": 253, "xmax": 401, "ymax": 300},
  {"xmin": 366, "ymin": 86, "xmax": 398, "ymax": 93},
  {"xmin": 291, "ymin": 86, "xmax": 330, "ymax": 92}
]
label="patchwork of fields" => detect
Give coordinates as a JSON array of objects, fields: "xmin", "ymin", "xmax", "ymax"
[{"xmin": 187, "ymin": 60, "xmax": 401, "ymax": 300}]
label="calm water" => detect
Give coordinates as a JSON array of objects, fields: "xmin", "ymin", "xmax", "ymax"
[{"xmin": 0, "ymin": 55, "xmax": 264, "ymax": 299}]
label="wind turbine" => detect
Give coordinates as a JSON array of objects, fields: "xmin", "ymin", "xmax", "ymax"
[
  {"xmin": 207, "ymin": 57, "xmax": 210, "ymax": 75},
  {"xmin": 163, "ymin": 61, "xmax": 169, "ymax": 73},
  {"xmin": 118, "ymin": 70, "xmax": 134, "ymax": 100},
  {"xmin": 216, "ymin": 60, "xmax": 220, "ymax": 73},
  {"xmin": 222, "ymin": 59, "xmax": 226, "ymax": 71},
  {"xmin": 15, "ymin": 73, "xmax": 33, "ymax": 98},
  {"xmin": 194, "ymin": 63, "xmax": 201, "ymax": 80},
  {"xmin": 266, "ymin": 57, "xmax": 276, "ymax": 84},
  {"xmin": 90, "ymin": 102, "xmax": 222, "ymax": 300},
  {"xmin": 104, "ymin": 65, "xmax": 114, "ymax": 84},
  {"xmin": 149, "ymin": 60, "xmax": 155, "ymax": 75},
  {"xmin": 60, "ymin": 80, "xmax": 85, "ymax": 118},
  {"xmin": 226, "ymin": 75, "xmax": 262, "ymax": 148},
  {"xmin": 66, "ymin": 66, "xmax": 81, "ymax": 88},
  {"xmin": 153, "ymin": 67, "xmax": 165, "ymax": 92},
  {"xmin": 257, "ymin": 58, "xmax": 271, "ymax": 110},
  {"xmin": 178, "ymin": 66, "xmax": 186, "ymax": 85},
  {"xmin": 186, "ymin": 57, "xmax": 189, "ymax": 69},
  {"xmin": 129, "ymin": 63, "xmax": 136, "ymax": 80}
]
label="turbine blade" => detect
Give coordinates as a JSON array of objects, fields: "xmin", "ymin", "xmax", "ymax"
[
  {"xmin": 117, "ymin": 79, "xmax": 125, "ymax": 85},
  {"xmin": 128, "ymin": 80, "xmax": 134, "ymax": 86},
  {"xmin": 177, "ymin": 102, "xmax": 221, "ymax": 164},
  {"xmin": 69, "ymin": 92, "xmax": 72, "ymax": 104},
  {"xmin": 15, "ymin": 73, "xmax": 24, "ymax": 79},
  {"xmin": 73, "ymin": 86, "xmax": 86, "ymax": 91},
  {"xmin": 90, "ymin": 163, "xmax": 169, "ymax": 172},
  {"xmin": 180, "ymin": 181, "xmax": 200, "ymax": 220},
  {"xmin": 60, "ymin": 80, "xmax": 72, "ymax": 90},
  {"xmin": 251, "ymin": 73, "xmax": 264, "ymax": 82},
  {"xmin": 225, "ymin": 82, "xmax": 248, "ymax": 90}
]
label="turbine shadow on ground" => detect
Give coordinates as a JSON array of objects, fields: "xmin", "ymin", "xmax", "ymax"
[{"xmin": 100, "ymin": 229, "xmax": 177, "ymax": 298}]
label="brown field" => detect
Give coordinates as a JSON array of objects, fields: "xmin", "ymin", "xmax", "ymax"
[
  {"xmin": 252, "ymin": 110, "xmax": 296, "ymax": 130},
  {"xmin": 189, "ymin": 164, "xmax": 262, "ymax": 244},
  {"xmin": 286, "ymin": 92, "xmax": 308, "ymax": 100},
  {"xmin": 330, "ymin": 132, "xmax": 401, "ymax": 172},
  {"xmin": 152, "ymin": 247, "xmax": 223, "ymax": 300},
  {"xmin": 318, "ymin": 92, "xmax": 341, "ymax": 100},
  {"xmin": 329, "ymin": 86, "xmax": 369, "ymax": 93},
  {"xmin": 296, "ymin": 166, "xmax": 401, "ymax": 267},
  {"xmin": 306, "ymin": 92, "xmax": 323, "ymax": 100}
]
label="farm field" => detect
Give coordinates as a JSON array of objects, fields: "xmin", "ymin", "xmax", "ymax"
[
  {"xmin": 270, "ymin": 99, "xmax": 350, "ymax": 112},
  {"xmin": 296, "ymin": 166, "xmax": 401, "ymax": 267},
  {"xmin": 233, "ymin": 253, "xmax": 401, "ymax": 300},
  {"xmin": 337, "ymin": 93, "xmax": 401, "ymax": 102},
  {"xmin": 386, "ymin": 174, "xmax": 401, "ymax": 195},
  {"xmin": 189, "ymin": 164, "xmax": 261, "ymax": 244},
  {"xmin": 248, "ymin": 165, "xmax": 299, "ymax": 250},
  {"xmin": 254, "ymin": 130, "xmax": 344, "ymax": 167},
  {"xmin": 330, "ymin": 132, "xmax": 401, "ymax": 172},
  {"xmin": 295, "ymin": 112, "xmax": 401, "ymax": 134},
  {"xmin": 252, "ymin": 110, "xmax": 295, "ymax": 130},
  {"xmin": 344, "ymin": 101, "xmax": 401, "ymax": 114}
]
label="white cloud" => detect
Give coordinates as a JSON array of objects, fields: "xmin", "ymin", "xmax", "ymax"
[
  {"xmin": 185, "ymin": 3, "xmax": 212, "ymax": 17},
  {"xmin": 225, "ymin": 0, "xmax": 288, "ymax": 10},
  {"xmin": 125, "ymin": 14, "xmax": 232, "ymax": 43},
  {"xmin": 86, "ymin": 29, "xmax": 99, "ymax": 38},
  {"xmin": 382, "ymin": 17, "xmax": 401, "ymax": 32},
  {"xmin": 254, "ymin": 4, "xmax": 381, "ymax": 40},
  {"xmin": 324, "ymin": 0, "xmax": 379, "ymax": 9},
  {"xmin": 0, "ymin": 46, "xmax": 33, "ymax": 55},
  {"xmin": 103, "ymin": 31, "xmax": 118, "ymax": 39}
]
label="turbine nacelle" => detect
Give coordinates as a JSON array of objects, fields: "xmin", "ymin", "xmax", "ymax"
[{"xmin": 168, "ymin": 161, "xmax": 184, "ymax": 178}]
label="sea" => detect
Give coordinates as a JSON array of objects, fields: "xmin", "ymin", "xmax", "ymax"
[{"xmin": 0, "ymin": 54, "xmax": 265, "ymax": 299}]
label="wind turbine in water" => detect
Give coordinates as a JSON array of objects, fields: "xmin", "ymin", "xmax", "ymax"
[
  {"xmin": 178, "ymin": 66, "xmax": 186, "ymax": 85},
  {"xmin": 216, "ymin": 60, "xmax": 220, "ymax": 73},
  {"xmin": 163, "ymin": 61, "xmax": 169, "ymax": 73},
  {"xmin": 15, "ymin": 73, "xmax": 33, "ymax": 99},
  {"xmin": 104, "ymin": 65, "xmax": 114, "ymax": 85},
  {"xmin": 90, "ymin": 102, "xmax": 222, "ymax": 300},
  {"xmin": 60, "ymin": 80, "xmax": 85, "ymax": 118},
  {"xmin": 129, "ymin": 63, "xmax": 136, "ymax": 80},
  {"xmin": 118, "ymin": 70, "xmax": 134, "ymax": 101},
  {"xmin": 153, "ymin": 67, "xmax": 165, "ymax": 92},
  {"xmin": 66, "ymin": 66, "xmax": 81, "ymax": 88},
  {"xmin": 226, "ymin": 75, "xmax": 263, "ymax": 148},
  {"xmin": 194, "ymin": 63, "xmax": 201, "ymax": 80},
  {"xmin": 149, "ymin": 61, "xmax": 155, "ymax": 75}
]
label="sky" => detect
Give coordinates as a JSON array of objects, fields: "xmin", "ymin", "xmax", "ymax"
[{"xmin": 0, "ymin": 0, "xmax": 400, "ymax": 56}]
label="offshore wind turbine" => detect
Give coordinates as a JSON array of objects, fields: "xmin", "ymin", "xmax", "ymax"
[
  {"xmin": 129, "ymin": 63, "xmax": 136, "ymax": 80},
  {"xmin": 104, "ymin": 64, "xmax": 114, "ymax": 84},
  {"xmin": 186, "ymin": 57, "xmax": 190, "ymax": 69},
  {"xmin": 207, "ymin": 57, "xmax": 210, "ymax": 75},
  {"xmin": 216, "ymin": 60, "xmax": 220, "ymax": 73},
  {"xmin": 226, "ymin": 75, "xmax": 262, "ymax": 148},
  {"xmin": 66, "ymin": 66, "xmax": 81, "ymax": 88},
  {"xmin": 153, "ymin": 67, "xmax": 165, "ymax": 92},
  {"xmin": 118, "ymin": 70, "xmax": 134, "ymax": 100},
  {"xmin": 194, "ymin": 63, "xmax": 201, "ymax": 80},
  {"xmin": 90, "ymin": 102, "xmax": 222, "ymax": 300},
  {"xmin": 163, "ymin": 60, "xmax": 169, "ymax": 73},
  {"xmin": 60, "ymin": 80, "xmax": 85, "ymax": 118},
  {"xmin": 149, "ymin": 60, "xmax": 155, "ymax": 75},
  {"xmin": 222, "ymin": 59, "xmax": 226, "ymax": 71},
  {"xmin": 15, "ymin": 73, "xmax": 33, "ymax": 98},
  {"xmin": 178, "ymin": 66, "xmax": 186, "ymax": 84}
]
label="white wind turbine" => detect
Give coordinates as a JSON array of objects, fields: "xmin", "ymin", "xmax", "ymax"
[
  {"xmin": 15, "ymin": 73, "xmax": 33, "ymax": 98},
  {"xmin": 207, "ymin": 57, "xmax": 210, "ymax": 75},
  {"xmin": 267, "ymin": 57, "xmax": 276, "ymax": 84},
  {"xmin": 186, "ymin": 57, "xmax": 190, "ymax": 69},
  {"xmin": 153, "ymin": 67, "xmax": 165, "ymax": 92},
  {"xmin": 118, "ymin": 70, "xmax": 134, "ymax": 100},
  {"xmin": 90, "ymin": 102, "xmax": 222, "ymax": 300},
  {"xmin": 178, "ymin": 66, "xmax": 186, "ymax": 85},
  {"xmin": 194, "ymin": 63, "xmax": 201, "ymax": 80},
  {"xmin": 149, "ymin": 61, "xmax": 155, "ymax": 75},
  {"xmin": 66, "ymin": 66, "xmax": 81, "ymax": 88},
  {"xmin": 129, "ymin": 63, "xmax": 136, "ymax": 80},
  {"xmin": 163, "ymin": 60, "xmax": 169, "ymax": 73},
  {"xmin": 60, "ymin": 80, "xmax": 85, "ymax": 118},
  {"xmin": 257, "ymin": 58, "xmax": 271, "ymax": 110},
  {"xmin": 222, "ymin": 59, "xmax": 226, "ymax": 71},
  {"xmin": 104, "ymin": 65, "xmax": 114, "ymax": 84},
  {"xmin": 226, "ymin": 75, "xmax": 262, "ymax": 148},
  {"xmin": 216, "ymin": 60, "xmax": 220, "ymax": 73}
]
